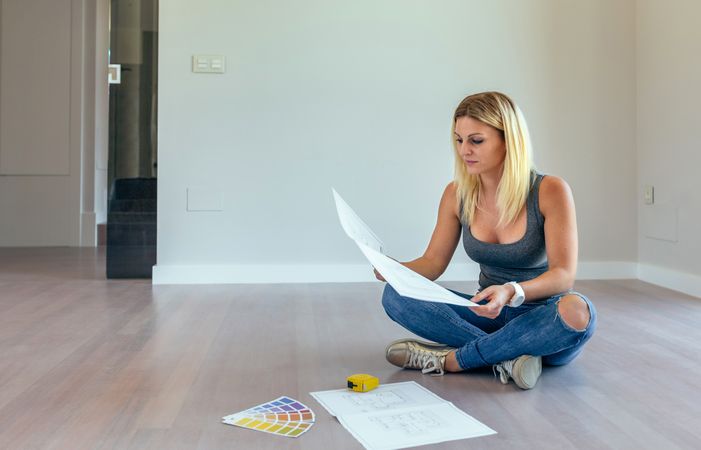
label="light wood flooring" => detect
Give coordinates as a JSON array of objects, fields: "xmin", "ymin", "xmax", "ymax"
[{"xmin": 1, "ymin": 248, "xmax": 700, "ymax": 449}]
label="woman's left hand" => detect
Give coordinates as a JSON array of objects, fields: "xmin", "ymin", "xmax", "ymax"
[{"xmin": 470, "ymin": 284, "xmax": 514, "ymax": 318}]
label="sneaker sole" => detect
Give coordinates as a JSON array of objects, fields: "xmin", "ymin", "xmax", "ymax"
[
  {"xmin": 512, "ymin": 355, "xmax": 542, "ymax": 390},
  {"xmin": 384, "ymin": 338, "xmax": 451, "ymax": 358}
]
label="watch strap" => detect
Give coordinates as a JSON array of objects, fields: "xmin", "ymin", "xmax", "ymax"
[{"xmin": 505, "ymin": 281, "xmax": 525, "ymax": 307}]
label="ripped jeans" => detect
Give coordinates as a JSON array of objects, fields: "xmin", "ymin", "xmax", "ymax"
[{"xmin": 381, "ymin": 285, "xmax": 597, "ymax": 370}]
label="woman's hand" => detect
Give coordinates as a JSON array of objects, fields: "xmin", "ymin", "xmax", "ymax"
[
  {"xmin": 373, "ymin": 267, "xmax": 386, "ymax": 282},
  {"xmin": 470, "ymin": 284, "xmax": 514, "ymax": 318}
]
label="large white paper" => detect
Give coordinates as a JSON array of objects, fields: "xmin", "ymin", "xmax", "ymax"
[
  {"xmin": 339, "ymin": 403, "xmax": 496, "ymax": 450},
  {"xmin": 332, "ymin": 188, "xmax": 385, "ymax": 253},
  {"xmin": 311, "ymin": 382, "xmax": 496, "ymax": 450},
  {"xmin": 331, "ymin": 188, "xmax": 475, "ymax": 307},
  {"xmin": 310, "ymin": 381, "xmax": 443, "ymax": 417},
  {"xmin": 357, "ymin": 242, "xmax": 475, "ymax": 307}
]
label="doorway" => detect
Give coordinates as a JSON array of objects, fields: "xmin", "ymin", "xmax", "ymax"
[{"xmin": 105, "ymin": 0, "xmax": 158, "ymax": 278}]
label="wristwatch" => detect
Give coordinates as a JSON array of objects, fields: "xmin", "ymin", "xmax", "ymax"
[{"xmin": 504, "ymin": 281, "xmax": 525, "ymax": 307}]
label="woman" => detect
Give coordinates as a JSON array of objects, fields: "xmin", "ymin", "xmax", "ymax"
[{"xmin": 379, "ymin": 91, "xmax": 597, "ymax": 390}]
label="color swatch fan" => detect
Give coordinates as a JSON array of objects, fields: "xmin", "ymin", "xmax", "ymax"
[{"xmin": 222, "ymin": 396, "xmax": 315, "ymax": 438}]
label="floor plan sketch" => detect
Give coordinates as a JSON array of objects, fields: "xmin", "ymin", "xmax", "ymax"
[
  {"xmin": 311, "ymin": 381, "xmax": 496, "ymax": 449},
  {"xmin": 341, "ymin": 390, "xmax": 406, "ymax": 410},
  {"xmin": 311, "ymin": 381, "xmax": 441, "ymax": 416},
  {"xmin": 369, "ymin": 410, "xmax": 444, "ymax": 436}
]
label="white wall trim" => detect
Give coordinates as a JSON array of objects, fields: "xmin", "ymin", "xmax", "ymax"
[
  {"xmin": 637, "ymin": 264, "xmax": 701, "ymax": 299},
  {"xmin": 153, "ymin": 260, "xmax": 640, "ymax": 285},
  {"xmin": 79, "ymin": 0, "xmax": 97, "ymax": 247},
  {"xmin": 153, "ymin": 261, "xmax": 700, "ymax": 300},
  {"xmin": 153, "ymin": 263, "xmax": 383, "ymax": 285},
  {"xmin": 80, "ymin": 212, "xmax": 96, "ymax": 246}
]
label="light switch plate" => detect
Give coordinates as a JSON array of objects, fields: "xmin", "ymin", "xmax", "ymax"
[
  {"xmin": 108, "ymin": 64, "xmax": 121, "ymax": 84},
  {"xmin": 643, "ymin": 185, "xmax": 654, "ymax": 205},
  {"xmin": 192, "ymin": 55, "xmax": 226, "ymax": 74}
]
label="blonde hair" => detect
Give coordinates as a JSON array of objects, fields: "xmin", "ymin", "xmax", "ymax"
[{"xmin": 452, "ymin": 91, "xmax": 535, "ymax": 227}]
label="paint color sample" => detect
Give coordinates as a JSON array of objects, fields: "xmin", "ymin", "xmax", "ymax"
[{"xmin": 222, "ymin": 396, "xmax": 315, "ymax": 438}]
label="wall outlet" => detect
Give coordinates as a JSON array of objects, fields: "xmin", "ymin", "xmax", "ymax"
[
  {"xmin": 187, "ymin": 187, "xmax": 223, "ymax": 211},
  {"xmin": 643, "ymin": 185, "xmax": 654, "ymax": 205}
]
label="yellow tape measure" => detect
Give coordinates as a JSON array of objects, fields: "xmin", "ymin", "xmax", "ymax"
[{"xmin": 347, "ymin": 374, "xmax": 379, "ymax": 392}]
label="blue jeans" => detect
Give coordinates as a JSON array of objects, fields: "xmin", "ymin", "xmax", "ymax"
[{"xmin": 381, "ymin": 285, "xmax": 597, "ymax": 370}]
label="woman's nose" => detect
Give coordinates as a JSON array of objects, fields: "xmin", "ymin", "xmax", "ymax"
[{"xmin": 459, "ymin": 142, "xmax": 472, "ymax": 156}]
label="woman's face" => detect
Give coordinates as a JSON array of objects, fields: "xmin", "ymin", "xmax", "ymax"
[{"xmin": 454, "ymin": 116, "xmax": 506, "ymax": 178}]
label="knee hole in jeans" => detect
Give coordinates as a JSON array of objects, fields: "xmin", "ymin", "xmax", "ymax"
[{"xmin": 557, "ymin": 294, "xmax": 590, "ymax": 332}]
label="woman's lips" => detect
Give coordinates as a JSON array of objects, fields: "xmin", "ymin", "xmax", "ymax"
[{"xmin": 465, "ymin": 160, "xmax": 478, "ymax": 165}]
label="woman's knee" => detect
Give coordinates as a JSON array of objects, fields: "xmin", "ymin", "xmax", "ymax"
[
  {"xmin": 543, "ymin": 346, "xmax": 583, "ymax": 366},
  {"xmin": 557, "ymin": 294, "xmax": 591, "ymax": 332}
]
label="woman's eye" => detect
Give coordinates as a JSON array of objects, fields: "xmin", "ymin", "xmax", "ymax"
[
  {"xmin": 455, "ymin": 139, "xmax": 463, "ymax": 144},
  {"xmin": 470, "ymin": 139, "xmax": 483, "ymax": 145}
]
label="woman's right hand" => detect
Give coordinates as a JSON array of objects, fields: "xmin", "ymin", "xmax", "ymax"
[{"xmin": 373, "ymin": 267, "xmax": 386, "ymax": 282}]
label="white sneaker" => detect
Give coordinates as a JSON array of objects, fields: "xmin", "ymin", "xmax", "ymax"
[
  {"xmin": 494, "ymin": 355, "xmax": 542, "ymax": 389},
  {"xmin": 385, "ymin": 339, "xmax": 454, "ymax": 376}
]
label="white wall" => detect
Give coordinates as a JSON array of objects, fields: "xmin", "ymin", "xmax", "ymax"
[
  {"xmin": 155, "ymin": 0, "xmax": 639, "ymax": 283},
  {"xmin": 1, "ymin": 0, "xmax": 697, "ymax": 294},
  {"xmin": 0, "ymin": 0, "xmax": 97, "ymax": 247},
  {"xmin": 637, "ymin": 0, "xmax": 701, "ymax": 295}
]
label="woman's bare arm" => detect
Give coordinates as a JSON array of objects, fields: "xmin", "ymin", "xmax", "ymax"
[{"xmin": 401, "ymin": 182, "xmax": 463, "ymax": 281}]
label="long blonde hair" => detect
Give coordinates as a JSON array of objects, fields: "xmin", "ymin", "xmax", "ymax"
[{"xmin": 452, "ymin": 92, "xmax": 535, "ymax": 227}]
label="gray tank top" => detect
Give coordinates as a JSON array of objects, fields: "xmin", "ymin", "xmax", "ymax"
[{"xmin": 462, "ymin": 172, "xmax": 548, "ymax": 289}]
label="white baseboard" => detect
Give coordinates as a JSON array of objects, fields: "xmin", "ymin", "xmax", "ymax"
[
  {"xmin": 153, "ymin": 263, "xmax": 380, "ymax": 285},
  {"xmin": 152, "ymin": 261, "xmax": 640, "ymax": 285},
  {"xmin": 637, "ymin": 264, "xmax": 701, "ymax": 298}
]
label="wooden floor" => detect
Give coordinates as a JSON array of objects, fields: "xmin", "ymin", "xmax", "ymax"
[{"xmin": 1, "ymin": 248, "xmax": 700, "ymax": 450}]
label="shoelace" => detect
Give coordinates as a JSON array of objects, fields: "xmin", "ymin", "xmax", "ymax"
[
  {"xmin": 407, "ymin": 345, "xmax": 445, "ymax": 376},
  {"xmin": 493, "ymin": 359, "xmax": 514, "ymax": 384}
]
